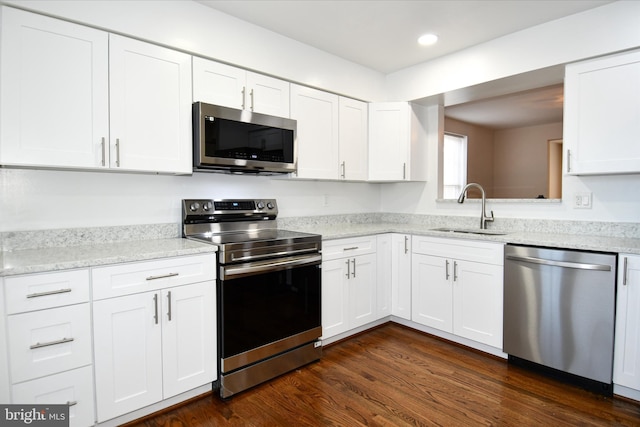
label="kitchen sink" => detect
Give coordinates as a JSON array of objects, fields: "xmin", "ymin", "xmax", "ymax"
[{"xmin": 430, "ymin": 227, "xmax": 509, "ymax": 236}]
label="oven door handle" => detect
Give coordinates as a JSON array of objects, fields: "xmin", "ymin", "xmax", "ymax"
[{"xmin": 221, "ymin": 254, "xmax": 322, "ymax": 279}]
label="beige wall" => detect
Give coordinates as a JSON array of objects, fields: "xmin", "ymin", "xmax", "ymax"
[
  {"xmin": 493, "ymin": 122, "xmax": 563, "ymax": 198},
  {"xmin": 444, "ymin": 117, "xmax": 495, "ymax": 198}
]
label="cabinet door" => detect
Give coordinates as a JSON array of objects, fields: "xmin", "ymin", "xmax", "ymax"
[
  {"xmin": 93, "ymin": 292, "xmax": 162, "ymax": 422},
  {"xmin": 162, "ymin": 282, "xmax": 216, "ymax": 398},
  {"xmin": 0, "ymin": 7, "xmax": 109, "ymax": 168},
  {"xmin": 192, "ymin": 57, "xmax": 245, "ymax": 109},
  {"xmin": 564, "ymin": 49, "xmax": 640, "ymax": 175},
  {"xmin": 391, "ymin": 234, "xmax": 412, "ymax": 320},
  {"xmin": 246, "ymin": 71, "xmax": 290, "ymax": 117},
  {"xmin": 290, "ymin": 84, "xmax": 340, "ymax": 179},
  {"xmin": 12, "ymin": 366, "xmax": 95, "ymax": 427},
  {"xmin": 376, "ymin": 235, "xmax": 392, "ymax": 318},
  {"xmin": 614, "ymin": 254, "xmax": 640, "ymax": 390},
  {"xmin": 411, "ymin": 254, "xmax": 452, "ymax": 332},
  {"xmin": 350, "ymin": 254, "xmax": 377, "ymax": 329},
  {"xmin": 321, "ymin": 258, "xmax": 350, "ymax": 339},
  {"xmin": 368, "ymin": 102, "xmax": 410, "ymax": 181},
  {"xmin": 109, "ymin": 34, "xmax": 192, "ymax": 174},
  {"xmin": 453, "ymin": 260, "xmax": 503, "ymax": 348},
  {"xmin": 339, "ymin": 97, "xmax": 368, "ymax": 180}
]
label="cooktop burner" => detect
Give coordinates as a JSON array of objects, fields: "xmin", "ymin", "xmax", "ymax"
[{"xmin": 182, "ymin": 198, "xmax": 322, "ymax": 264}]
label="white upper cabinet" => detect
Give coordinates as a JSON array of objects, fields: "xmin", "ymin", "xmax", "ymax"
[
  {"xmin": 290, "ymin": 84, "xmax": 340, "ymax": 179},
  {"xmin": 564, "ymin": 49, "xmax": 640, "ymax": 175},
  {"xmin": 0, "ymin": 7, "xmax": 109, "ymax": 168},
  {"xmin": 338, "ymin": 97, "xmax": 368, "ymax": 181},
  {"xmin": 368, "ymin": 102, "xmax": 428, "ymax": 182},
  {"xmin": 0, "ymin": 7, "xmax": 192, "ymax": 174},
  {"xmin": 109, "ymin": 35, "xmax": 192, "ymax": 174},
  {"xmin": 192, "ymin": 57, "xmax": 290, "ymax": 117}
]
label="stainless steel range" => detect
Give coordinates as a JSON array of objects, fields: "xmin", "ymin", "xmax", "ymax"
[{"xmin": 182, "ymin": 198, "xmax": 322, "ymax": 399}]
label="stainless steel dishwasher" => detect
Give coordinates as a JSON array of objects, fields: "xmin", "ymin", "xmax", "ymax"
[{"xmin": 503, "ymin": 245, "xmax": 617, "ymax": 394}]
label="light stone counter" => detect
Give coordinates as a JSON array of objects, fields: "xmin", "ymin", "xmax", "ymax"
[{"xmin": 0, "ymin": 238, "xmax": 217, "ymax": 277}]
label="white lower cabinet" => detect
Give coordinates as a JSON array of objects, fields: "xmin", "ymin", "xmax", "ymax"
[
  {"xmin": 322, "ymin": 236, "xmax": 377, "ymax": 339},
  {"xmin": 92, "ymin": 256, "xmax": 216, "ymax": 422},
  {"xmin": 614, "ymin": 254, "xmax": 640, "ymax": 395},
  {"xmin": 4, "ymin": 269, "xmax": 95, "ymax": 427},
  {"xmin": 411, "ymin": 237, "xmax": 504, "ymax": 349}
]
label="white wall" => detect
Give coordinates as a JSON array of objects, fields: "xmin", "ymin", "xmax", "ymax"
[
  {"xmin": 0, "ymin": 169, "xmax": 381, "ymax": 231},
  {"xmin": 381, "ymin": 1, "xmax": 640, "ymax": 223}
]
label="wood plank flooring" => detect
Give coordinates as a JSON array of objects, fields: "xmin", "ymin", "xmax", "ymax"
[{"xmin": 126, "ymin": 323, "xmax": 640, "ymax": 426}]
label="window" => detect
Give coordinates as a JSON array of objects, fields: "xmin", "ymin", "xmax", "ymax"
[{"xmin": 443, "ymin": 132, "xmax": 467, "ymax": 199}]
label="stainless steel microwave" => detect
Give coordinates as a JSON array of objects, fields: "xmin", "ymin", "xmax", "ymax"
[{"xmin": 193, "ymin": 102, "xmax": 297, "ymax": 174}]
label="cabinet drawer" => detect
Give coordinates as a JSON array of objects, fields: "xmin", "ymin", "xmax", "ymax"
[
  {"xmin": 5, "ymin": 269, "xmax": 89, "ymax": 314},
  {"xmin": 11, "ymin": 365, "xmax": 95, "ymax": 427},
  {"xmin": 92, "ymin": 254, "xmax": 216, "ymax": 300},
  {"xmin": 8, "ymin": 303, "xmax": 92, "ymax": 383},
  {"xmin": 322, "ymin": 236, "xmax": 377, "ymax": 261},
  {"xmin": 412, "ymin": 236, "xmax": 504, "ymax": 265}
]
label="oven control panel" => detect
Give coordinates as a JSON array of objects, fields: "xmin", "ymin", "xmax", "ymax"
[{"xmin": 182, "ymin": 198, "xmax": 278, "ymax": 223}]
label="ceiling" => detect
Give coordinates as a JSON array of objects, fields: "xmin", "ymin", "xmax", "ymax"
[
  {"xmin": 196, "ymin": 0, "xmax": 611, "ymax": 129},
  {"xmin": 196, "ymin": 0, "xmax": 612, "ymax": 74}
]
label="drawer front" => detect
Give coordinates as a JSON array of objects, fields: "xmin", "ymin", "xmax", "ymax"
[
  {"xmin": 11, "ymin": 365, "xmax": 95, "ymax": 427},
  {"xmin": 412, "ymin": 236, "xmax": 504, "ymax": 265},
  {"xmin": 7, "ymin": 304, "xmax": 92, "ymax": 383},
  {"xmin": 5, "ymin": 269, "xmax": 90, "ymax": 314},
  {"xmin": 322, "ymin": 236, "xmax": 377, "ymax": 261},
  {"xmin": 92, "ymin": 253, "xmax": 216, "ymax": 300}
]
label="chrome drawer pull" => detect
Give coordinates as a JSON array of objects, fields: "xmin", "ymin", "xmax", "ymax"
[
  {"xmin": 343, "ymin": 246, "xmax": 359, "ymax": 251},
  {"xmin": 146, "ymin": 272, "xmax": 179, "ymax": 281},
  {"xmin": 26, "ymin": 288, "xmax": 72, "ymax": 298},
  {"xmin": 30, "ymin": 337, "xmax": 74, "ymax": 350}
]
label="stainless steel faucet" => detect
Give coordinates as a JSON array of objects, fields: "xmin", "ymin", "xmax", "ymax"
[{"xmin": 457, "ymin": 183, "xmax": 494, "ymax": 229}]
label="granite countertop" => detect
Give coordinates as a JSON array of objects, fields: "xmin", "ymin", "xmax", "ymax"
[
  {"xmin": 0, "ymin": 238, "xmax": 217, "ymax": 277},
  {"xmin": 285, "ymin": 222, "xmax": 640, "ymax": 255},
  {"xmin": 2, "ymin": 217, "xmax": 640, "ymax": 277}
]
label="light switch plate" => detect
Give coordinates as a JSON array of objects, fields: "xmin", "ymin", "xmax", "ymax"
[{"xmin": 574, "ymin": 192, "xmax": 593, "ymax": 209}]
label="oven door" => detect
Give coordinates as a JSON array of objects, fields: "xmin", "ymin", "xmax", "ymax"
[{"xmin": 219, "ymin": 253, "xmax": 322, "ymax": 374}]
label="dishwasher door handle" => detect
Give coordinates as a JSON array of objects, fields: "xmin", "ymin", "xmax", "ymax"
[{"xmin": 506, "ymin": 254, "xmax": 612, "ymax": 271}]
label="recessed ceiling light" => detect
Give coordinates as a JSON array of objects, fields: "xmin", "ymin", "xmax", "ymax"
[{"xmin": 418, "ymin": 33, "xmax": 439, "ymax": 46}]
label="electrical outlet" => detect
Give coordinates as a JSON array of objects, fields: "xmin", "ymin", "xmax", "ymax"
[{"xmin": 574, "ymin": 192, "xmax": 592, "ymax": 209}]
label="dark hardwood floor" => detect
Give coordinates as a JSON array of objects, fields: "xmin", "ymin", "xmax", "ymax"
[{"xmin": 127, "ymin": 323, "xmax": 640, "ymax": 426}]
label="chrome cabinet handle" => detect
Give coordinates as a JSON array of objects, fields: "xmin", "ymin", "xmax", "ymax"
[
  {"xmin": 153, "ymin": 294, "xmax": 159, "ymax": 325},
  {"xmin": 341, "ymin": 161, "xmax": 346, "ymax": 178},
  {"xmin": 167, "ymin": 291, "xmax": 172, "ymax": 321},
  {"xmin": 343, "ymin": 246, "xmax": 359, "ymax": 251},
  {"xmin": 101, "ymin": 137, "xmax": 106, "ymax": 166},
  {"xmin": 567, "ymin": 149, "xmax": 572, "ymax": 173},
  {"xmin": 623, "ymin": 257, "xmax": 628, "ymax": 286},
  {"xmin": 403, "ymin": 163, "xmax": 406, "ymax": 180},
  {"xmin": 30, "ymin": 337, "xmax": 74, "ymax": 350},
  {"xmin": 26, "ymin": 288, "xmax": 72, "ymax": 299},
  {"xmin": 241, "ymin": 86, "xmax": 246, "ymax": 109},
  {"xmin": 445, "ymin": 260, "xmax": 450, "ymax": 280},
  {"xmin": 351, "ymin": 259, "xmax": 356, "ymax": 278},
  {"xmin": 345, "ymin": 259, "xmax": 350, "ymax": 278},
  {"xmin": 404, "ymin": 236, "xmax": 409, "ymax": 254},
  {"xmin": 250, "ymin": 88, "xmax": 254, "ymax": 111},
  {"xmin": 115, "ymin": 138, "xmax": 121, "ymax": 167},
  {"xmin": 146, "ymin": 272, "xmax": 179, "ymax": 281},
  {"xmin": 453, "ymin": 261, "xmax": 458, "ymax": 282}
]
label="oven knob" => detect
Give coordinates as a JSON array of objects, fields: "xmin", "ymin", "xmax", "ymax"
[
  {"xmin": 189, "ymin": 202, "xmax": 200, "ymax": 212},
  {"xmin": 256, "ymin": 201, "xmax": 265, "ymax": 210},
  {"xmin": 203, "ymin": 201, "xmax": 212, "ymax": 211},
  {"xmin": 267, "ymin": 202, "xmax": 275, "ymax": 209}
]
